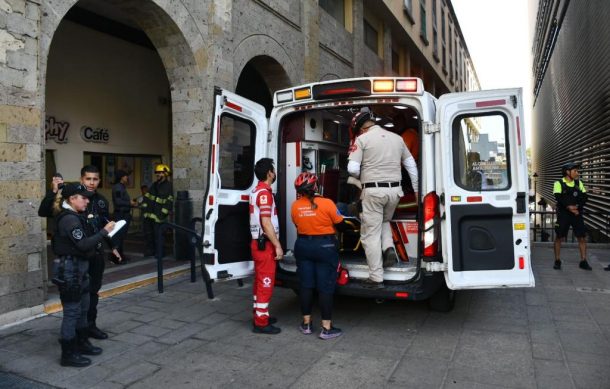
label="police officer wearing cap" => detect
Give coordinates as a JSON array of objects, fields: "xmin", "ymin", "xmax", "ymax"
[
  {"xmin": 40, "ymin": 165, "xmax": 118, "ymax": 340},
  {"xmin": 553, "ymin": 162, "xmax": 592, "ymax": 270},
  {"xmin": 347, "ymin": 111, "xmax": 418, "ymax": 288},
  {"xmin": 51, "ymin": 183, "xmax": 115, "ymax": 367},
  {"xmin": 142, "ymin": 163, "xmax": 173, "ymax": 258}
]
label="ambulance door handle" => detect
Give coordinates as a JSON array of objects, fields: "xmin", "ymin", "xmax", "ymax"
[
  {"xmin": 516, "ymin": 192, "xmax": 526, "ymax": 214},
  {"xmin": 206, "ymin": 208, "xmax": 213, "ymax": 220}
]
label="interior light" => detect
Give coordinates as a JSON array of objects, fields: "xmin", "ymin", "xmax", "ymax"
[
  {"xmin": 333, "ymin": 120, "xmax": 340, "ymax": 124},
  {"xmin": 373, "ymin": 80, "xmax": 394, "ymax": 92},
  {"xmin": 294, "ymin": 88, "xmax": 311, "ymax": 100},
  {"xmin": 393, "ymin": 105, "xmax": 408, "ymax": 110},
  {"xmin": 384, "ymin": 123, "xmax": 395, "ymax": 128},
  {"xmin": 396, "ymin": 79, "xmax": 418, "ymax": 92},
  {"xmin": 276, "ymin": 90, "xmax": 293, "ymax": 103}
]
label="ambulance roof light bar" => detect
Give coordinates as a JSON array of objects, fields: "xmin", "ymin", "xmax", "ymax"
[{"xmin": 273, "ymin": 77, "xmax": 423, "ymax": 105}]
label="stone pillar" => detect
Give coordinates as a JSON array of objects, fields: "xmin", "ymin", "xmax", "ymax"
[
  {"xmin": 301, "ymin": 0, "xmax": 320, "ymax": 83},
  {"xmin": 0, "ymin": 0, "xmax": 46, "ymax": 320},
  {"xmin": 352, "ymin": 0, "xmax": 364, "ymax": 77}
]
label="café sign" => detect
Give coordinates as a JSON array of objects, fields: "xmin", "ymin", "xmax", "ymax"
[
  {"xmin": 45, "ymin": 116, "xmax": 111, "ymax": 144},
  {"xmin": 81, "ymin": 126, "xmax": 110, "ymax": 143}
]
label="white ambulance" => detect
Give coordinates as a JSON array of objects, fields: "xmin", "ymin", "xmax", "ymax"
[{"xmin": 200, "ymin": 77, "xmax": 535, "ymax": 310}]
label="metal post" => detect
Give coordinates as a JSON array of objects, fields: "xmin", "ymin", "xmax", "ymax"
[{"xmin": 533, "ymin": 173, "xmax": 538, "ymax": 241}]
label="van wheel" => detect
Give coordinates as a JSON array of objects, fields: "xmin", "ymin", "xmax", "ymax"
[{"xmin": 428, "ymin": 283, "xmax": 455, "ymax": 312}]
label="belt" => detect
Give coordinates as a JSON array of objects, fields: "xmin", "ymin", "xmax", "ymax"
[
  {"xmin": 297, "ymin": 234, "xmax": 335, "ymax": 240},
  {"xmin": 363, "ymin": 181, "xmax": 400, "ymax": 188}
]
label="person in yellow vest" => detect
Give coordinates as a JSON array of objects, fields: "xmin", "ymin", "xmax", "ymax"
[
  {"xmin": 553, "ymin": 162, "xmax": 591, "ymax": 270},
  {"xmin": 142, "ymin": 164, "xmax": 173, "ymax": 258}
]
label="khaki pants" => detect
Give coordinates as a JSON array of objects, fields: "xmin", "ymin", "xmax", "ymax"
[{"xmin": 360, "ymin": 186, "xmax": 402, "ymax": 282}]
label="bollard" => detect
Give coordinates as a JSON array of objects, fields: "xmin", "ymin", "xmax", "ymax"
[{"xmin": 174, "ymin": 190, "xmax": 195, "ymax": 261}]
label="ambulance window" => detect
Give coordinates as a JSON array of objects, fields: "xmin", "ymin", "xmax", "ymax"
[
  {"xmin": 219, "ymin": 114, "xmax": 255, "ymax": 190},
  {"xmin": 453, "ymin": 113, "xmax": 510, "ymax": 191}
]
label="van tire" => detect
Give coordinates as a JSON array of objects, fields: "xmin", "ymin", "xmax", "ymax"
[{"xmin": 428, "ymin": 283, "xmax": 455, "ymax": 312}]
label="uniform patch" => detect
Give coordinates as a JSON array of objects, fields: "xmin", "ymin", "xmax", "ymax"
[
  {"xmin": 259, "ymin": 194, "xmax": 268, "ymax": 205},
  {"xmin": 263, "ymin": 277, "xmax": 272, "ymax": 287},
  {"xmin": 71, "ymin": 228, "xmax": 84, "ymax": 240},
  {"xmin": 98, "ymin": 200, "xmax": 106, "ymax": 208}
]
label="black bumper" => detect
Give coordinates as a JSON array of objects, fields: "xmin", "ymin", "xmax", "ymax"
[{"xmin": 275, "ymin": 268, "xmax": 445, "ymax": 301}]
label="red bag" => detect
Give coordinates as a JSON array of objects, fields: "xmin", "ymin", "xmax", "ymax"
[{"xmin": 337, "ymin": 265, "xmax": 349, "ymax": 286}]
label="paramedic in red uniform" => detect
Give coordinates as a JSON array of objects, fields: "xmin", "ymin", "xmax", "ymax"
[
  {"xmin": 291, "ymin": 172, "xmax": 347, "ymax": 340},
  {"xmin": 347, "ymin": 112, "xmax": 418, "ymax": 289},
  {"xmin": 250, "ymin": 158, "xmax": 283, "ymax": 334}
]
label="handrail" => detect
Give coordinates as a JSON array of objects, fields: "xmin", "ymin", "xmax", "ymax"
[{"xmin": 530, "ymin": 209, "xmax": 610, "ymax": 243}]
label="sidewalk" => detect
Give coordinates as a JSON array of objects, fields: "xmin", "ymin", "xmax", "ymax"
[{"xmin": 1, "ymin": 244, "xmax": 609, "ymax": 388}]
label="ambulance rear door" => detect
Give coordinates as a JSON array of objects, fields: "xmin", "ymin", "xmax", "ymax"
[
  {"xmin": 202, "ymin": 88, "xmax": 268, "ymax": 281},
  {"xmin": 437, "ymin": 89, "xmax": 535, "ymax": 289}
]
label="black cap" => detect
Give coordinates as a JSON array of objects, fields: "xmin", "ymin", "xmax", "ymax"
[
  {"xmin": 561, "ymin": 162, "xmax": 580, "ymax": 175},
  {"xmin": 62, "ymin": 183, "xmax": 93, "ymax": 199}
]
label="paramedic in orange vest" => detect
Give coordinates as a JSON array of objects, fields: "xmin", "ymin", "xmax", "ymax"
[
  {"xmin": 291, "ymin": 172, "xmax": 346, "ymax": 340},
  {"xmin": 250, "ymin": 158, "xmax": 283, "ymax": 334}
]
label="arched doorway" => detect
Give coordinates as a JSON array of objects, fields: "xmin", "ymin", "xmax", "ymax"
[
  {"xmin": 235, "ymin": 55, "xmax": 292, "ymax": 117},
  {"xmin": 42, "ymin": 0, "xmax": 206, "ymax": 274}
]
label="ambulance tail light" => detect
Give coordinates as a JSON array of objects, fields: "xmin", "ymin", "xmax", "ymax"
[
  {"xmin": 276, "ymin": 90, "xmax": 293, "ymax": 103},
  {"xmin": 422, "ymin": 192, "xmax": 439, "ymax": 259},
  {"xmin": 294, "ymin": 87, "xmax": 311, "ymax": 100},
  {"xmin": 312, "ymin": 80, "xmax": 371, "ymax": 100}
]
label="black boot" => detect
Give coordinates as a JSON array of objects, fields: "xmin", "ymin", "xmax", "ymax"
[
  {"xmin": 60, "ymin": 338, "xmax": 91, "ymax": 367},
  {"xmin": 88, "ymin": 322, "xmax": 108, "ymax": 340},
  {"xmin": 77, "ymin": 328, "xmax": 103, "ymax": 355},
  {"xmin": 383, "ymin": 247, "xmax": 398, "ymax": 268}
]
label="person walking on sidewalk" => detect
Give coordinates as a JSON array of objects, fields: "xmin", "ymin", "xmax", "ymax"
[
  {"xmin": 51, "ymin": 183, "xmax": 115, "ymax": 367},
  {"xmin": 347, "ymin": 111, "xmax": 418, "ymax": 289},
  {"xmin": 553, "ymin": 162, "xmax": 591, "ymax": 270},
  {"xmin": 291, "ymin": 172, "xmax": 347, "ymax": 340},
  {"xmin": 249, "ymin": 158, "xmax": 283, "ymax": 334}
]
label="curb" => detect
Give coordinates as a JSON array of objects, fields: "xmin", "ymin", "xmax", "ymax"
[{"xmin": 43, "ymin": 264, "xmax": 192, "ymax": 314}]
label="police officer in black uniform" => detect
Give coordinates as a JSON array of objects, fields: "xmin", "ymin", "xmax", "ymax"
[
  {"xmin": 52, "ymin": 183, "xmax": 115, "ymax": 367},
  {"xmin": 40, "ymin": 165, "xmax": 119, "ymax": 340},
  {"xmin": 553, "ymin": 162, "xmax": 591, "ymax": 270}
]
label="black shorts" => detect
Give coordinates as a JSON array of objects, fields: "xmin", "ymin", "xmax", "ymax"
[{"xmin": 555, "ymin": 211, "xmax": 587, "ymax": 238}]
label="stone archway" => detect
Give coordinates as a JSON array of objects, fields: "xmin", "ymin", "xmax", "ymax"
[
  {"xmin": 41, "ymin": 0, "xmax": 210, "ymax": 194},
  {"xmin": 233, "ymin": 35, "xmax": 296, "ymax": 111}
]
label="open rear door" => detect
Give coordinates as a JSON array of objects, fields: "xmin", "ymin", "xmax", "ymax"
[
  {"xmin": 202, "ymin": 88, "xmax": 268, "ymax": 281},
  {"xmin": 438, "ymin": 89, "xmax": 535, "ymax": 289}
]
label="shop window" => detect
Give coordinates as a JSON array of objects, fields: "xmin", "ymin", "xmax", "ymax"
[
  {"xmin": 453, "ymin": 114, "xmax": 510, "ymax": 191},
  {"xmin": 364, "ymin": 19, "xmax": 379, "ymax": 54},
  {"xmin": 219, "ymin": 114, "xmax": 255, "ymax": 190}
]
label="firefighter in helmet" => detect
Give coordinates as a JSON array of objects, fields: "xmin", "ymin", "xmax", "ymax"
[{"xmin": 142, "ymin": 163, "xmax": 173, "ymax": 258}]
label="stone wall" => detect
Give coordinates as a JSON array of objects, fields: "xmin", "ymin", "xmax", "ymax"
[{"xmin": 0, "ymin": 0, "xmax": 409, "ymax": 320}]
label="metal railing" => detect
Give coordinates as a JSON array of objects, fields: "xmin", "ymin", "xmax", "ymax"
[{"xmin": 530, "ymin": 209, "xmax": 610, "ymax": 243}]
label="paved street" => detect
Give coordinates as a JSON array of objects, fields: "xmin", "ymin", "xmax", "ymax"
[{"xmin": 1, "ymin": 244, "xmax": 609, "ymax": 389}]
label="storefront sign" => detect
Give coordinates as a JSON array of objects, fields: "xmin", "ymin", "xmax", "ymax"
[
  {"xmin": 45, "ymin": 116, "xmax": 69, "ymax": 143},
  {"xmin": 81, "ymin": 126, "xmax": 110, "ymax": 143}
]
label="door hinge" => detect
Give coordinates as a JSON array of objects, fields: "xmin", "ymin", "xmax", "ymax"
[
  {"xmin": 424, "ymin": 122, "xmax": 440, "ymax": 134},
  {"xmin": 423, "ymin": 261, "xmax": 448, "ymax": 272}
]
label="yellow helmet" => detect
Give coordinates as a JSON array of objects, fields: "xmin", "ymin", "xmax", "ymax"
[{"xmin": 155, "ymin": 163, "xmax": 171, "ymax": 174}]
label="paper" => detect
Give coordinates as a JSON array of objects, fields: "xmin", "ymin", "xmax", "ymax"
[{"xmin": 107, "ymin": 220, "xmax": 126, "ymax": 238}]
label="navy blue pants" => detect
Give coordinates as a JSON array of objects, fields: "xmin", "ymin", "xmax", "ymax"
[{"xmin": 294, "ymin": 235, "xmax": 339, "ymax": 320}]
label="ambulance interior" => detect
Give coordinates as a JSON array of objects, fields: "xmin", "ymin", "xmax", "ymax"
[{"xmin": 278, "ymin": 104, "xmax": 422, "ymax": 281}]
